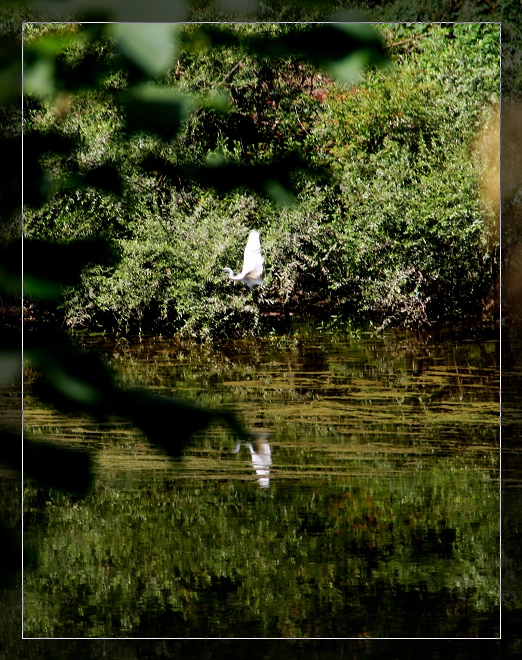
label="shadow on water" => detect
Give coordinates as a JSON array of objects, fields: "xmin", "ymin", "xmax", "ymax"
[{"xmin": 22, "ymin": 330, "xmax": 500, "ymax": 638}]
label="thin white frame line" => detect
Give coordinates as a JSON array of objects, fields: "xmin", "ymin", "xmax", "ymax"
[
  {"xmin": 21, "ymin": 20, "xmax": 26, "ymax": 644},
  {"xmin": 20, "ymin": 20, "xmax": 502, "ymax": 642},
  {"xmin": 23, "ymin": 637, "xmax": 503, "ymax": 640},
  {"xmin": 22, "ymin": 21, "xmax": 502, "ymax": 24},
  {"xmin": 498, "ymin": 19, "xmax": 503, "ymax": 643}
]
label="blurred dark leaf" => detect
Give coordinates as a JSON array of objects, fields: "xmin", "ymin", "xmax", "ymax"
[
  {"xmin": 25, "ymin": 333, "xmax": 118, "ymax": 414},
  {"xmin": 215, "ymin": 0, "xmax": 258, "ymax": 12},
  {"xmin": 24, "ymin": 333, "xmax": 248, "ymax": 456},
  {"xmin": 141, "ymin": 152, "xmax": 327, "ymax": 202},
  {"xmin": 0, "ymin": 35, "xmax": 22, "ymax": 104},
  {"xmin": 188, "ymin": 23, "xmax": 389, "ymax": 82},
  {"xmin": 109, "ymin": 23, "xmax": 179, "ymax": 78},
  {"xmin": 23, "ymin": 132, "xmax": 73, "ymax": 158},
  {"xmin": 24, "ymin": 154, "xmax": 123, "ymax": 206},
  {"xmin": 1, "ymin": 428, "xmax": 92, "ymax": 495},
  {"xmin": 0, "ymin": 429, "xmax": 93, "ymax": 495},
  {"xmin": 117, "ymin": 389, "xmax": 248, "ymax": 458},
  {"xmin": 0, "ymin": 350, "xmax": 22, "ymax": 387},
  {"xmin": 23, "ymin": 26, "xmax": 108, "ymax": 97},
  {"xmin": 31, "ymin": 0, "xmax": 187, "ymax": 22},
  {"xmin": 22, "ymin": 133, "xmax": 76, "ymax": 208},
  {"xmin": 121, "ymin": 85, "xmax": 195, "ymax": 139},
  {"xmin": 0, "ymin": 238, "xmax": 118, "ymax": 299},
  {"xmin": 25, "ymin": 435, "xmax": 94, "ymax": 495},
  {"xmin": 82, "ymin": 164, "xmax": 123, "ymax": 195},
  {"xmin": 0, "ymin": 135, "xmax": 22, "ymax": 223}
]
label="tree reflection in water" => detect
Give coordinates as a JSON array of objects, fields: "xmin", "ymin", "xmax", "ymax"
[{"xmin": 22, "ymin": 334, "xmax": 500, "ymax": 638}]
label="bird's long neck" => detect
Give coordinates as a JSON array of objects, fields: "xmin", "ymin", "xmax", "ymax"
[{"xmin": 223, "ymin": 268, "xmax": 240, "ymax": 280}]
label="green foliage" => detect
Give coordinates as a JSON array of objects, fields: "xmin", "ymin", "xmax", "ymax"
[
  {"xmin": 22, "ymin": 22, "xmax": 500, "ymax": 336},
  {"xmin": 59, "ymin": 192, "xmax": 265, "ymax": 337},
  {"xmin": 303, "ymin": 23, "xmax": 499, "ymax": 328}
]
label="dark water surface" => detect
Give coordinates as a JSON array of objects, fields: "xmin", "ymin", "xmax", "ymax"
[{"xmin": 23, "ymin": 331, "xmax": 500, "ymax": 638}]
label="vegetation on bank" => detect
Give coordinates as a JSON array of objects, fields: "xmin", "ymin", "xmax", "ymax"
[{"xmin": 22, "ymin": 22, "xmax": 500, "ymax": 338}]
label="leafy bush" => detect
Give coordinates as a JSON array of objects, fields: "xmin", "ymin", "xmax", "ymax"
[
  {"xmin": 302, "ymin": 23, "xmax": 499, "ymax": 328},
  {"xmin": 23, "ymin": 22, "xmax": 500, "ymax": 337}
]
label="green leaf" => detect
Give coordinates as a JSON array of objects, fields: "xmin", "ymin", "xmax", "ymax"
[
  {"xmin": 23, "ymin": 274, "xmax": 65, "ymax": 300},
  {"xmin": 23, "ymin": 57, "xmax": 55, "ymax": 98},
  {"xmin": 328, "ymin": 50, "xmax": 377, "ymax": 85},
  {"xmin": 121, "ymin": 84, "xmax": 194, "ymax": 138},
  {"xmin": 24, "ymin": 434, "xmax": 94, "ymax": 495},
  {"xmin": 192, "ymin": 24, "xmax": 389, "ymax": 83},
  {"xmin": 110, "ymin": 23, "xmax": 179, "ymax": 78},
  {"xmin": 0, "ymin": 351, "xmax": 21, "ymax": 387},
  {"xmin": 17, "ymin": 239, "xmax": 118, "ymax": 300},
  {"xmin": 264, "ymin": 180, "xmax": 296, "ymax": 206}
]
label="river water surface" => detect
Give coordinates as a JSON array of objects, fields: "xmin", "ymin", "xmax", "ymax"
[{"xmin": 23, "ymin": 330, "xmax": 500, "ymax": 638}]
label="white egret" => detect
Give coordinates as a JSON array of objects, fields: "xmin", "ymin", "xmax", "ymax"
[{"xmin": 223, "ymin": 230, "xmax": 264, "ymax": 288}]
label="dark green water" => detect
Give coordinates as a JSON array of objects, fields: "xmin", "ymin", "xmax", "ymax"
[{"xmin": 23, "ymin": 331, "xmax": 500, "ymax": 638}]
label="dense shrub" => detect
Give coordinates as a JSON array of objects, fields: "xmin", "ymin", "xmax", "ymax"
[{"xmin": 23, "ymin": 22, "xmax": 500, "ymax": 337}]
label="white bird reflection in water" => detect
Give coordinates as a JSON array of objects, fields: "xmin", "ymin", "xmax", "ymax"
[{"xmin": 233, "ymin": 432, "xmax": 272, "ymax": 488}]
